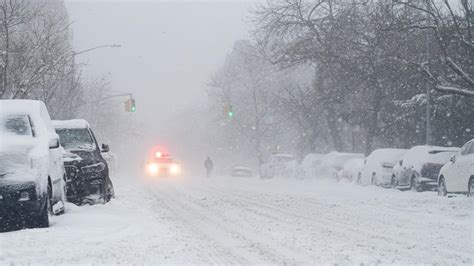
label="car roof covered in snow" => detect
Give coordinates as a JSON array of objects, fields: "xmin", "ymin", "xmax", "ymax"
[
  {"xmin": 403, "ymin": 145, "xmax": 460, "ymax": 168},
  {"xmin": 367, "ymin": 148, "xmax": 408, "ymax": 163},
  {"xmin": 52, "ymin": 119, "xmax": 90, "ymax": 129},
  {"xmin": 0, "ymin": 99, "xmax": 45, "ymax": 115}
]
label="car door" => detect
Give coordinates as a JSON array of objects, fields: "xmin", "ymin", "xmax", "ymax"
[{"xmin": 455, "ymin": 141, "xmax": 474, "ymax": 192}]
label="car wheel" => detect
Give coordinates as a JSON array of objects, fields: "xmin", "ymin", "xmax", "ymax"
[
  {"xmin": 468, "ymin": 177, "xmax": 474, "ymax": 197},
  {"xmin": 438, "ymin": 176, "xmax": 447, "ymax": 196},
  {"xmin": 390, "ymin": 176, "xmax": 396, "ymax": 189},
  {"xmin": 356, "ymin": 173, "xmax": 362, "ymax": 185},
  {"xmin": 410, "ymin": 177, "xmax": 419, "ymax": 192},
  {"xmin": 371, "ymin": 173, "xmax": 376, "ymax": 186}
]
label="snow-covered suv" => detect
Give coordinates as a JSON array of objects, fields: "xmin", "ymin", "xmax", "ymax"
[
  {"xmin": 260, "ymin": 153, "xmax": 296, "ymax": 179},
  {"xmin": 0, "ymin": 100, "xmax": 66, "ymax": 229},
  {"xmin": 53, "ymin": 119, "xmax": 114, "ymax": 205},
  {"xmin": 438, "ymin": 139, "xmax": 474, "ymax": 197},
  {"xmin": 394, "ymin": 145, "xmax": 459, "ymax": 192}
]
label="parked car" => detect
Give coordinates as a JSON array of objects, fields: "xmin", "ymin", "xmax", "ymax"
[
  {"xmin": 0, "ymin": 100, "xmax": 66, "ymax": 229},
  {"xmin": 315, "ymin": 152, "xmax": 364, "ymax": 180},
  {"xmin": 358, "ymin": 148, "xmax": 407, "ymax": 187},
  {"xmin": 230, "ymin": 165, "xmax": 253, "ymax": 177},
  {"xmin": 393, "ymin": 145, "xmax": 459, "ymax": 192},
  {"xmin": 337, "ymin": 158, "xmax": 365, "ymax": 182},
  {"xmin": 438, "ymin": 139, "xmax": 474, "ymax": 197},
  {"xmin": 53, "ymin": 119, "xmax": 114, "ymax": 205},
  {"xmin": 300, "ymin": 153, "xmax": 325, "ymax": 179},
  {"xmin": 260, "ymin": 153, "xmax": 295, "ymax": 179}
]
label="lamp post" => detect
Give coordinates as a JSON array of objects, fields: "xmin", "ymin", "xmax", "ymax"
[{"xmin": 70, "ymin": 44, "xmax": 121, "ymax": 94}]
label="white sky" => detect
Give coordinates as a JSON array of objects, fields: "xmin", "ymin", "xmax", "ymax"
[{"xmin": 65, "ymin": 0, "xmax": 255, "ymax": 123}]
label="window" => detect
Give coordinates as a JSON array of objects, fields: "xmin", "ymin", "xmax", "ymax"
[
  {"xmin": 55, "ymin": 128, "xmax": 96, "ymax": 151},
  {"xmin": 460, "ymin": 142, "xmax": 472, "ymax": 156},
  {"xmin": 0, "ymin": 115, "xmax": 33, "ymax": 136}
]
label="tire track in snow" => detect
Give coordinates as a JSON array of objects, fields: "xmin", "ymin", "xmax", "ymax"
[
  {"xmin": 194, "ymin": 182, "xmax": 472, "ymax": 263},
  {"xmin": 150, "ymin": 182, "xmax": 311, "ymax": 265}
]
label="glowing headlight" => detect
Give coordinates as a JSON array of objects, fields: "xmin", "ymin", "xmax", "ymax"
[
  {"xmin": 170, "ymin": 164, "xmax": 180, "ymax": 175},
  {"xmin": 147, "ymin": 163, "xmax": 159, "ymax": 175}
]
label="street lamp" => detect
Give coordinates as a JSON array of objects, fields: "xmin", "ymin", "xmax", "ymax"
[{"xmin": 70, "ymin": 43, "xmax": 121, "ymax": 95}]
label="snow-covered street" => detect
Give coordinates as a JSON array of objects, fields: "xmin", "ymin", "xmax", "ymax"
[{"xmin": 1, "ymin": 173, "xmax": 472, "ymax": 264}]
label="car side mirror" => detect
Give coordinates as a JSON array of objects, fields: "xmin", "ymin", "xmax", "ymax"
[
  {"xmin": 49, "ymin": 135, "xmax": 60, "ymax": 149},
  {"xmin": 450, "ymin": 155, "xmax": 456, "ymax": 163},
  {"xmin": 101, "ymin": 144, "xmax": 110, "ymax": 153}
]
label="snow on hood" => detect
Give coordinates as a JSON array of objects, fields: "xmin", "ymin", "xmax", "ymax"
[
  {"xmin": 59, "ymin": 147, "xmax": 83, "ymax": 162},
  {"xmin": 52, "ymin": 119, "xmax": 90, "ymax": 129}
]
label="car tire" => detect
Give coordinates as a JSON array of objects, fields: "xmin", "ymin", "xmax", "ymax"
[
  {"xmin": 410, "ymin": 176, "xmax": 421, "ymax": 192},
  {"xmin": 371, "ymin": 173, "xmax": 376, "ymax": 186},
  {"xmin": 468, "ymin": 177, "xmax": 474, "ymax": 197},
  {"xmin": 438, "ymin": 176, "xmax": 447, "ymax": 196},
  {"xmin": 356, "ymin": 173, "xmax": 362, "ymax": 185}
]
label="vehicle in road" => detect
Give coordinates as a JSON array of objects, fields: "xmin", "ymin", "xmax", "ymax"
[
  {"xmin": 315, "ymin": 152, "xmax": 364, "ymax": 180},
  {"xmin": 300, "ymin": 153, "xmax": 325, "ymax": 179},
  {"xmin": 337, "ymin": 158, "xmax": 365, "ymax": 182},
  {"xmin": 53, "ymin": 119, "xmax": 114, "ymax": 205},
  {"xmin": 0, "ymin": 100, "xmax": 66, "ymax": 229},
  {"xmin": 438, "ymin": 139, "xmax": 474, "ymax": 197},
  {"xmin": 260, "ymin": 153, "xmax": 296, "ymax": 179},
  {"xmin": 358, "ymin": 148, "xmax": 407, "ymax": 187},
  {"xmin": 145, "ymin": 151, "xmax": 181, "ymax": 177},
  {"xmin": 230, "ymin": 165, "xmax": 253, "ymax": 177},
  {"xmin": 393, "ymin": 145, "xmax": 459, "ymax": 192}
]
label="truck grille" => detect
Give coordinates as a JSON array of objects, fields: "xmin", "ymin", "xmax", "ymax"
[{"xmin": 64, "ymin": 165, "xmax": 79, "ymax": 181}]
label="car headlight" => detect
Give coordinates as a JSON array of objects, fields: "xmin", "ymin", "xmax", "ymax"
[
  {"xmin": 170, "ymin": 164, "xmax": 180, "ymax": 175},
  {"xmin": 81, "ymin": 162, "xmax": 106, "ymax": 174},
  {"xmin": 146, "ymin": 162, "xmax": 159, "ymax": 175}
]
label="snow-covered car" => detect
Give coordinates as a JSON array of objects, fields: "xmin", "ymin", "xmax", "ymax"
[
  {"xmin": 438, "ymin": 139, "xmax": 474, "ymax": 197},
  {"xmin": 300, "ymin": 153, "xmax": 325, "ymax": 179},
  {"xmin": 394, "ymin": 145, "xmax": 459, "ymax": 192},
  {"xmin": 337, "ymin": 158, "xmax": 365, "ymax": 182},
  {"xmin": 0, "ymin": 100, "xmax": 66, "ymax": 229},
  {"xmin": 315, "ymin": 152, "xmax": 364, "ymax": 180},
  {"xmin": 357, "ymin": 148, "xmax": 407, "ymax": 187},
  {"xmin": 230, "ymin": 166, "xmax": 253, "ymax": 177},
  {"xmin": 53, "ymin": 119, "xmax": 114, "ymax": 205},
  {"xmin": 260, "ymin": 153, "xmax": 296, "ymax": 179},
  {"xmin": 145, "ymin": 151, "xmax": 181, "ymax": 177}
]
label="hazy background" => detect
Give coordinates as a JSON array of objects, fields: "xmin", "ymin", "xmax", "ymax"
[
  {"xmin": 65, "ymin": 0, "xmax": 252, "ymax": 120},
  {"xmin": 65, "ymin": 0, "xmax": 255, "ymax": 171}
]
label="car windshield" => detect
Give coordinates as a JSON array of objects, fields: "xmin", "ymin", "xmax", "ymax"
[
  {"xmin": 56, "ymin": 128, "xmax": 96, "ymax": 151},
  {"xmin": 0, "ymin": 115, "xmax": 33, "ymax": 137}
]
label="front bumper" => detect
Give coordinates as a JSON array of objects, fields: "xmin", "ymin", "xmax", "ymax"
[
  {"xmin": 0, "ymin": 181, "xmax": 43, "ymax": 217},
  {"xmin": 64, "ymin": 165, "xmax": 107, "ymax": 204}
]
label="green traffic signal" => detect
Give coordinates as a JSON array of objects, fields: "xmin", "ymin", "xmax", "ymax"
[{"xmin": 228, "ymin": 111, "xmax": 233, "ymax": 117}]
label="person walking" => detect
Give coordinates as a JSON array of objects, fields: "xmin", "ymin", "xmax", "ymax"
[{"xmin": 204, "ymin": 156, "xmax": 213, "ymax": 178}]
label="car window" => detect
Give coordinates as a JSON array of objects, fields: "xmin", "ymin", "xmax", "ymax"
[
  {"xmin": 55, "ymin": 128, "xmax": 96, "ymax": 151},
  {"xmin": 0, "ymin": 115, "xmax": 33, "ymax": 136},
  {"xmin": 467, "ymin": 142, "xmax": 474, "ymax": 155},
  {"xmin": 460, "ymin": 142, "xmax": 471, "ymax": 155}
]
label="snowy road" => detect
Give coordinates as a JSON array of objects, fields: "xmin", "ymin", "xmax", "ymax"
[{"xmin": 1, "ymin": 173, "xmax": 473, "ymax": 264}]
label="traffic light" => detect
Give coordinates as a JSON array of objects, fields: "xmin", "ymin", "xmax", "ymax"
[
  {"xmin": 225, "ymin": 104, "xmax": 234, "ymax": 118},
  {"xmin": 130, "ymin": 98, "xmax": 136, "ymax": 112},
  {"xmin": 124, "ymin": 99, "xmax": 131, "ymax": 112}
]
